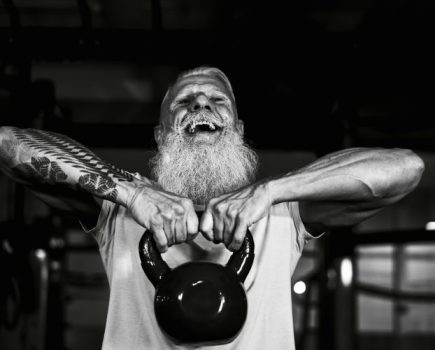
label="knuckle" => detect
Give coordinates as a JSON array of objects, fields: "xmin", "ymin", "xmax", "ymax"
[
  {"xmin": 228, "ymin": 206, "xmax": 238, "ymax": 218},
  {"xmin": 208, "ymin": 198, "xmax": 220, "ymax": 208},
  {"xmin": 215, "ymin": 202, "xmax": 226, "ymax": 214},
  {"xmin": 173, "ymin": 205, "xmax": 185, "ymax": 216},
  {"xmin": 237, "ymin": 211, "xmax": 248, "ymax": 222},
  {"xmin": 159, "ymin": 207, "xmax": 172, "ymax": 219},
  {"xmin": 181, "ymin": 198, "xmax": 192, "ymax": 207},
  {"xmin": 150, "ymin": 217, "xmax": 163, "ymax": 227}
]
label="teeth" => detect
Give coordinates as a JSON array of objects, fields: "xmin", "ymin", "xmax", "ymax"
[{"xmin": 186, "ymin": 120, "xmax": 217, "ymax": 133}]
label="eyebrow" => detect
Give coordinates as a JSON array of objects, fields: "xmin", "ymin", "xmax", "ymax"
[{"xmin": 169, "ymin": 88, "xmax": 231, "ymax": 110}]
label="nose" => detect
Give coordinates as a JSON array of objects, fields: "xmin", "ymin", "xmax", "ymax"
[{"xmin": 190, "ymin": 94, "xmax": 212, "ymax": 112}]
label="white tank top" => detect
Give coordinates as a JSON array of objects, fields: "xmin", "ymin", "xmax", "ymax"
[{"xmin": 88, "ymin": 200, "xmax": 313, "ymax": 350}]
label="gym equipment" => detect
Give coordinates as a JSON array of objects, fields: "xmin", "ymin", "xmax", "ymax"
[{"xmin": 138, "ymin": 224, "xmax": 255, "ymax": 346}]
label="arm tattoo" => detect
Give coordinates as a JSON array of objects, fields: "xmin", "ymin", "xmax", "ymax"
[
  {"xmin": 9, "ymin": 128, "xmax": 132, "ymax": 201},
  {"xmin": 20, "ymin": 157, "xmax": 68, "ymax": 182},
  {"xmin": 79, "ymin": 173, "xmax": 118, "ymax": 201}
]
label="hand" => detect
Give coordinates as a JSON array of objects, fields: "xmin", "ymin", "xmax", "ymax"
[
  {"xmin": 127, "ymin": 180, "xmax": 199, "ymax": 252},
  {"xmin": 200, "ymin": 181, "xmax": 273, "ymax": 251}
]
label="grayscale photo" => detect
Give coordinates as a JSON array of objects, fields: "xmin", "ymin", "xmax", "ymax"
[{"xmin": 0, "ymin": 1, "xmax": 433, "ymax": 350}]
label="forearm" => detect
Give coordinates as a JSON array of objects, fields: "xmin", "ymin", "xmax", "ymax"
[
  {"xmin": 268, "ymin": 148, "xmax": 424, "ymax": 205},
  {"xmin": 0, "ymin": 126, "xmax": 140, "ymax": 206}
]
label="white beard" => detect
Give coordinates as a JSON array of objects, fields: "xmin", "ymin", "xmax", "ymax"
[{"xmin": 150, "ymin": 129, "xmax": 259, "ymax": 205}]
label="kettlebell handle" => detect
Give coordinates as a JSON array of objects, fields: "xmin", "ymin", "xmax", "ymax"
[
  {"xmin": 139, "ymin": 231, "xmax": 170, "ymax": 287},
  {"xmin": 139, "ymin": 220, "xmax": 255, "ymax": 287},
  {"xmin": 226, "ymin": 229, "xmax": 255, "ymax": 283}
]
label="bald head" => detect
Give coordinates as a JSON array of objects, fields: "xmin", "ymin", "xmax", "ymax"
[
  {"xmin": 155, "ymin": 67, "xmax": 242, "ymax": 145},
  {"xmin": 160, "ymin": 66, "xmax": 236, "ymax": 121}
]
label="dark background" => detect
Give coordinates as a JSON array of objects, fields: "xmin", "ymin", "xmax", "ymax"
[{"xmin": 1, "ymin": 1, "xmax": 435, "ymax": 350}]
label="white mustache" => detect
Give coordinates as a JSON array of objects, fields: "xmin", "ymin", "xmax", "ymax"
[{"xmin": 181, "ymin": 110, "xmax": 223, "ymax": 130}]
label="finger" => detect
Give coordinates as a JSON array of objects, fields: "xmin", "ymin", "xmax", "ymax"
[
  {"xmin": 212, "ymin": 213, "xmax": 224, "ymax": 244},
  {"xmin": 186, "ymin": 210, "xmax": 199, "ymax": 241},
  {"xmin": 151, "ymin": 225, "xmax": 168, "ymax": 253},
  {"xmin": 199, "ymin": 210, "xmax": 213, "ymax": 241},
  {"xmin": 223, "ymin": 213, "xmax": 236, "ymax": 247},
  {"xmin": 174, "ymin": 219, "xmax": 187, "ymax": 244},
  {"xmin": 229, "ymin": 216, "xmax": 248, "ymax": 252},
  {"xmin": 163, "ymin": 220, "xmax": 175, "ymax": 247}
]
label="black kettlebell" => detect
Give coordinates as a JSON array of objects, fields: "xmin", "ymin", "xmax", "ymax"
[{"xmin": 138, "ymin": 219, "xmax": 255, "ymax": 346}]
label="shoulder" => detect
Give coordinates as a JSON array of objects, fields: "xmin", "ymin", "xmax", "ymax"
[{"xmin": 273, "ymin": 201, "xmax": 324, "ymax": 249}]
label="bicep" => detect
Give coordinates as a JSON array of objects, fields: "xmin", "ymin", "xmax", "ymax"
[{"xmin": 299, "ymin": 195, "xmax": 403, "ymax": 233}]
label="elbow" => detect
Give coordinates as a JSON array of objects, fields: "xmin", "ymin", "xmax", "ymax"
[
  {"xmin": 0, "ymin": 126, "xmax": 11, "ymax": 147},
  {"xmin": 412, "ymin": 152, "xmax": 425, "ymax": 180},
  {"xmin": 0, "ymin": 126, "xmax": 15, "ymax": 141},
  {"xmin": 401, "ymin": 148, "xmax": 425, "ymax": 187},
  {"xmin": 0, "ymin": 126, "xmax": 8, "ymax": 140},
  {"xmin": 368, "ymin": 148, "xmax": 424, "ymax": 201},
  {"xmin": 390, "ymin": 148, "xmax": 425, "ymax": 196},
  {"xmin": 0, "ymin": 126, "xmax": 19, "ymax": 165}
]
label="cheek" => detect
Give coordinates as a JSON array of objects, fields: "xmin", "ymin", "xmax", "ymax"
[
  {"xmin": 216, "ymin": 105, "xmax": 233, "ymax": 118},
  {"xmin": 168, "ymin": 109, "xmax": 187, "ymax": 127},
  {"xmin": 218, "ymin": 109, "xmax": 237, "ymax": 126}
]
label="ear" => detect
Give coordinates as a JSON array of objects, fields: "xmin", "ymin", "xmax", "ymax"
[
  {"xmin": 236, "ymin": 119, "xmax": 244, "ymax": 136},
  {"xmin": 154, "ymin": 125, "xmax": 163, "ymax": 145}
]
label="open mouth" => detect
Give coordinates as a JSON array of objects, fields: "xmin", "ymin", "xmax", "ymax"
[{"xmin": 184, "ymin": 120, "xmax": 223, "ymax": 135}]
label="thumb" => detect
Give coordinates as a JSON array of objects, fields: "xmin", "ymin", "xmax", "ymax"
[{"xmin": 200, "ymin": 211, "xmax": 214, "ymax": 241}]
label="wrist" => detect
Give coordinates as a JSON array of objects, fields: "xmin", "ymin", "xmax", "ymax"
[
  {"xmin": 264, "ymin": 176, "xmax": 281, "ymax": 205},
  {"xmin": 117, "ymin": 179, "xmax": 144, "ymax": 209},
  {"xmin": 266, "ymin": 173, "xmax": 298, "ymax": 205},
  {"xmin": 259, "ymin": 179, "xmax": 274, "ymax": 207}
]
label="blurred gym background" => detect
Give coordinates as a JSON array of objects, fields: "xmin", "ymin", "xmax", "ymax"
[{"xmin": 0, "ymin": 0, "xmax": 434, "ymax": 349}]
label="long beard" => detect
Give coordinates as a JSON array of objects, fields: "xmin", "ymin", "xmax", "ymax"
[{"xmin": 150, "ymin": 129, "xmax": 258, "ymax": 204}]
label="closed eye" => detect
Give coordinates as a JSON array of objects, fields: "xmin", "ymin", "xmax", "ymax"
[
  {"xmin": 171, "ymin": 98, "xmax": 190, "ymax": 110},
  {"xmin": 211, "ymin": 96, "xmax": 230, "ymax": 104},
  {"xmin": 177, "ymin": 98, "xmax": 190, "ymax": 105}
]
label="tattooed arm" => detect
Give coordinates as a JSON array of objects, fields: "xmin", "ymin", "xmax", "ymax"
[
  {"xmin": 0, "ymin": 127, "xmax": 198, "ymax": 250},
  {"xmin": 0, "ymin": 126, "xmax": 136, "ymax": 223}
]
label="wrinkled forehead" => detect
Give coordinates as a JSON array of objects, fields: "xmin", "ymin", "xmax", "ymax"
[
  {"xmin": 171, "ymin": 74, "xmax": 234, "ymax": 102},
  {"xmin": 160, "ymin": 73, "xmax": 235, "ymax": 120}
]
